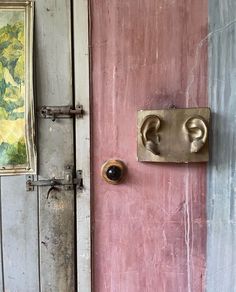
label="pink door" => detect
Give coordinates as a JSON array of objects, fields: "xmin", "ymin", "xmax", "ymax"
[{"xmin": 91, "ymin": 0, "xmax": 235, "ymax": 291}]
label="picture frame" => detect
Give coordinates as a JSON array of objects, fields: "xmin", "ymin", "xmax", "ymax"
[{"xmin": 0, "ymin": 0, "xmax": 36, "ymax": 175}]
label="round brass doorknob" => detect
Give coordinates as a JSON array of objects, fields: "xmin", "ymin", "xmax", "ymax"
[{"xmin": 101, "ymin": 160, "xmax": 126, "ymax": 184}]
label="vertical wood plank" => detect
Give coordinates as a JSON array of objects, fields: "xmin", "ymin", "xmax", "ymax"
[
  {"xmin": 35, "ymin": 0, "xmax": 75, "ymax": 291},
  {"xmin": 207, "ymin": 1, "xmax": 236, "ymax": 291},
  {"xmin": 91, "ymin": 0, "xmax": 208, "ymax": 291},
  {"xmin": 73, "ymin": 0, "xmax": 91, "ymax": 291},
  {"xmin": 0, "ymin": 1, "xmax": 76, "ymax": 291},
  {"xmin": 0, "ymin": 178, "xmax": 4, "ymax": 291},
  {"xmin": 0, "ymin": 3, "xmax": 39, "ymax": 292},
  {"xmin": 1, "ymin": 176, "xmax": 39, "ymax": 291}
]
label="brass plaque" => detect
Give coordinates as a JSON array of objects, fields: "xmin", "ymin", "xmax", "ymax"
[{"xmin": 137, "ymin": 108, "xmax": 211, "ymax": 163}]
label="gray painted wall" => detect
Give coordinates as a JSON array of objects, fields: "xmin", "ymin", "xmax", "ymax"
[{"xmin": 207, "ymin": 1, "xmax": 236, "ymax": 291}]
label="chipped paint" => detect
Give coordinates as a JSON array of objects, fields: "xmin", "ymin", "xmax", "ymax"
[{"xmin": 91, "ymin": 0, "xmax": 208, "ymax": 291}]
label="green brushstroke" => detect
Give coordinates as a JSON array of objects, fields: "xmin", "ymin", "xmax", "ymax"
[{"xmin": 0, "ymin": 11, "xmax": 27, "ymax": 166}]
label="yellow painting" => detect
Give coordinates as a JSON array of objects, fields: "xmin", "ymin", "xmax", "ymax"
[{"xmin": 0, "ymin": 2, "xmax": 36, "ymax": 174}]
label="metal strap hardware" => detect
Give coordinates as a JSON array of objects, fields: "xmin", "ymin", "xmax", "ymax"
[
  {"xmin": 26, "ymin": 166, "xmax": 83, "ymax": 192},
  {"xmin": 40, "ymin": 105, "xmax": 84, "ymax": 121}
]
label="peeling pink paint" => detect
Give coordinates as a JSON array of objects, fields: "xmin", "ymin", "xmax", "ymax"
[{"xmin": 91, "ymin": 0, "xmax": 208, "ymax": 291}]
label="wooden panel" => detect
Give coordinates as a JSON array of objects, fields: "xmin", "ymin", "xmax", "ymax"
[
  {"xmin": 0, "ymin": 179, "xmax": 3, "ymax": 292},
  {"xmin": 1, "ymin": 177, "xmax": 39, "ymax": 291},
  {"xmin": 207, "ymin": 1, "xmax": 236, "ymax": 291},
  {"xmin": 0, "ymin": 3, "xmax": 38, "ymax": 287},
  {"xmin": 35, "ymin": 0, "xmax": 75, "ymax": 291},
  {"xmin": 91, "ymin": 0, "xmax": 208, "ymax": 291},
  {"xmin": 0, "ymin": 178, "xmax": 5, "ymax": 291},
  {"xmin": 0, "ymin": 0, "xmax": 76, "ymax": 291},
  {"xmin": 0, "ymin": 3, "xmax": 39, "ymax": 291},
  {"xmin": 73, "ymin": 0, "xmax": 91, "ymax": 291}
]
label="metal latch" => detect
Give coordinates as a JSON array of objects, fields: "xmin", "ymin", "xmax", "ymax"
[
  {"xmin": 26, "ymin": 166, "xmax": 83, "ymax": 193},
  {"xmin": 40, "ymin": 105, "xmax": 84, "ymax": 121}
]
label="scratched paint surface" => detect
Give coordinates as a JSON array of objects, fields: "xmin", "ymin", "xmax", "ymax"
[
  {"xmin": 0, "ymin": 0, "xmax": 76, "ymax": 291},
  {"xmin": 207, "ymin": 1, "xmax": 236, "ymax": 291},
  {"xmin": 92, "ymin": 0, "xmax": 208, "ymax": 291}
]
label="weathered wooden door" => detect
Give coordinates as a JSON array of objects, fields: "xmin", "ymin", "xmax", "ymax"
[
  {"xmin": 0, "ymin": 0, "xmax": 90, "ymax": 291},
  {"xmin": 91, "ymin": 0, "xmax": 236, "ymax": 291}
]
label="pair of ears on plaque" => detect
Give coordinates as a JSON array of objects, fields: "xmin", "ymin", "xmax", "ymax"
[{"xmin": 141, "ymin": 115, "xmax": 208, "ymax": 156}]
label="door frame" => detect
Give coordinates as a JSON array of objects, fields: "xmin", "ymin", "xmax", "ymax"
[{"xmin": 73, "ymin": 0, "xmax": 91, "ymax": 291}]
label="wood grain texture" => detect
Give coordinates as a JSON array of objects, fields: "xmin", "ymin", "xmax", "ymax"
[
  {"xmin": 1, "ymin": 177, "xmax": 39, "ymax": 291},
  {"xmin": 73, "ymin": 0, "xmax": 91, "ymax": 291},
  {"xmin": 35, "ymin": 0, "xmax": 75, "ymax": 291},
  {"xmin": 0, "ymin": 178, "xmax": 3, "ymax": 292},
  {"xmin": 91, "ymin": 0, "xmax": 208, "ymax": 291},
  {"xmin": 0, "ymin": 4, "xmax": 39, "ymax": 290},
  {"xmin": 207, "ymin": 1, "xmax": 236, "ymax": 291},
  {"xmin": 0, "ymin": 1, "xmax": 77, "ymax": 291}
]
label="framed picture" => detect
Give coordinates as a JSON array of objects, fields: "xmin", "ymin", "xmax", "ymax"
[{"xmin": 0, "ymin": 1, "xmax": 36, "ymax": 175}]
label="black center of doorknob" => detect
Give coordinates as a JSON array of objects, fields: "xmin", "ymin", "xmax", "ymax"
[{"xmin": 106, "ymin": 165, "xmax": 122, "ymax": 182}]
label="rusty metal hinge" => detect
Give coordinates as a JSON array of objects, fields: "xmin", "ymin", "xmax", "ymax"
[
  {"xmin": 39, "ymin": 105, "xmax": 84, "ymax": 121},
  {"xmin": 26, "ymin": 166, "xmax": 83, "ymax": 194}
]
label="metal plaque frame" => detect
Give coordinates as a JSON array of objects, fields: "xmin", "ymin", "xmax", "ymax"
[{"xmin": 137, "ymin": 108, "xmax": 211, "ymax": 163}]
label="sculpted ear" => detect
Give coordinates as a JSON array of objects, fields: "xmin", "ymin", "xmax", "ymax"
[
  {"xmin": 184, "ymin": 116, "xmax": 208, "ymax": 153},
  {"xmin": 141, "ymin": 115, "xmax": 161, "ymax": 155}
]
